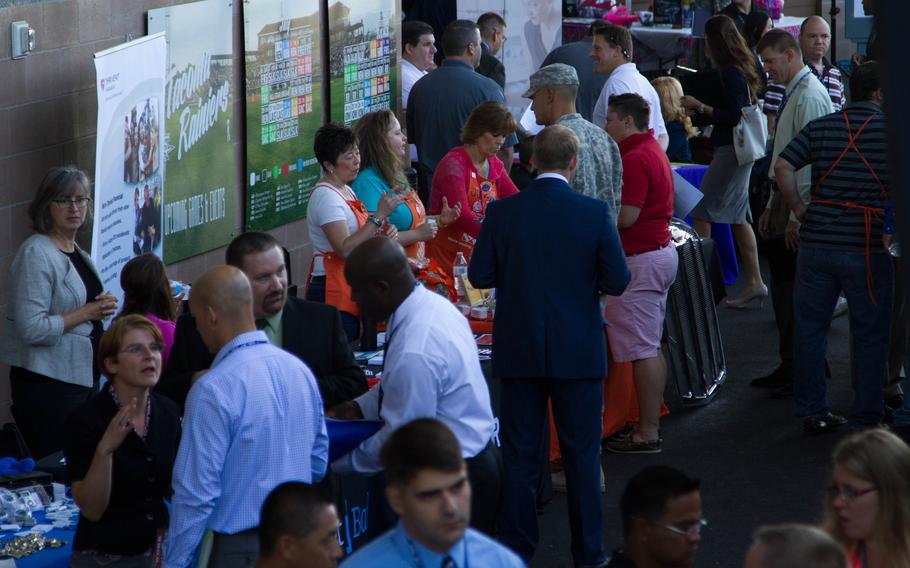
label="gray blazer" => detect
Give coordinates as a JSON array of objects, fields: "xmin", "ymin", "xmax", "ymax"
[{"xmin": 1, "ymin": 234, "xmax": 100, "ymax": 387}]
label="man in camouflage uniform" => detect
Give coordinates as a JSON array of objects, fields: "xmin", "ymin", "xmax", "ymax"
[{"xmin": 525, "ymin": 63, "xmax": 624, "ymax": 213}]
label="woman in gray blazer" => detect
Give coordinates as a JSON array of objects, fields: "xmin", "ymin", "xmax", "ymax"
[{"xmin": 1, "ymin": 167, "xmax": 117, "ymax": 459}]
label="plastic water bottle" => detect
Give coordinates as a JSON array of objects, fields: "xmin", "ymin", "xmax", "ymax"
[{"xmin": 453, "ymin": 252, "xmax": 468, "ymax": 302}]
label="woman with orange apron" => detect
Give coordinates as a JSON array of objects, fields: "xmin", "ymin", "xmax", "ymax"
[
  {"xmin": 351, "ymin": 110, "xmax": 460, "ymax": 262},
  {"xmin": 426, "ymin": 101, "xmax": 519, "ymax": 274},
  {"xmin": 306, "ymin": 124, "xmax": 400, "ymax": 342}
]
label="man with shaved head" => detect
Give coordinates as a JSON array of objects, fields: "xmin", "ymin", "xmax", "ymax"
[
  {"xmin": 328, "ymin": 237, "xmax": 500, "ymax": 535},
  {"xmin": 164, "ymin": 266, "xmax": 328, "ymax": 568}
]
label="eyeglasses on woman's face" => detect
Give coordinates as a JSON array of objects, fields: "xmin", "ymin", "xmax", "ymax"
[{"xmin": 52, "ymin": 197, "xmax": 92, "ymax": 209}]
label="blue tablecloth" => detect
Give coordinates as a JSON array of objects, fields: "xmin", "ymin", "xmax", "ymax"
[
  {"xmin": 6, "ymin": 511, "xmax": 75, "ymax": 568},
  {"xmin": 674, "ymin": 164, "xmax": 740, "ymax": 285}
]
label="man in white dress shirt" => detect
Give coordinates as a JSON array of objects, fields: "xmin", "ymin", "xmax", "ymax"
[
  {"xmin": 401, "ymin": 20, "xmax": 437, "ymax": 167},
  {"xmin": 590, "ymin": 23, "xmax": 669, "ymax": 150},
  {"xmin": 328, "ymin": 237, "xmax": 500, "ymax": 535}
]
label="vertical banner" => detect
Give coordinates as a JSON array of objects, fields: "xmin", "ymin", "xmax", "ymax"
[
  {"xmin": 458, "ymin": 0, "xmax": 561, "ymax": 120},
  {"xmin": 148, "ymin": 0, "xmax": 235, "ymax": 264},
  {"xmin": 327, "ymin": 1, "xmax": 399, "ymax": 127},
  {"xmin": 92, "ymin": 33, "xmax": 167, "ymax": 306},
  {"xmin": 244, "ymin": 0, "xmax": 323, "ymax": 231}
]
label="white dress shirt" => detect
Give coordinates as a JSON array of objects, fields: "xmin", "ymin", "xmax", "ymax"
[
  {"xmin": 593, "ymin": 62, "xmax": 668, "ymax": 140},
  {"xmin": 333, "ymin": 285, "xmax": 495, "ymax": 474},
  {"xmin": 164, "ymin": 331, "xmax": 329, "ymax": 568},
  {"xmin": 401, "ymin": 58, "xmax": 427, "ymax": 111}
]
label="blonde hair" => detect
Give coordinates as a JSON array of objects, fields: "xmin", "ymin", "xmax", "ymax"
[
  {"xmin": 651, "ymin": 76, "xmax": 695, "ymax": 138},
  {"xmin": 822, "ymin": 429, "xmax": 910, "ymax": 568}
]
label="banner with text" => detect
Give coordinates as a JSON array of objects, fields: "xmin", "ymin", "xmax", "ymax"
[
  {"xmin": 92, "ymin": 33, "xmax": 167, "ymax": 306},
  {"xmin": 244, "ymin": 0, "xmax": 323, "ymax": 231},
  {"xmin": 148, "ymin": 0, "xmax": 234, "ymax": 263},
  {"xmin": 328, "ymin": 1, "xmax": 399, "ymax": 127}
]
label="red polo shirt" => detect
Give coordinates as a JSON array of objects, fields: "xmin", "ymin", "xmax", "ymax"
[{"xmin": 617, "ymin": 131, "xmax": 674, "ymax": 255}]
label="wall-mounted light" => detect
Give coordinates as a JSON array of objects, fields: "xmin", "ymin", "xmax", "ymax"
[{"xmin": 11, "ymin": 21, "xmax": 36, "ymax": 59}]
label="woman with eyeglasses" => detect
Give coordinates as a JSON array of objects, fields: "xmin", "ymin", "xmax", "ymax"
[
  {"xmin": 823, "ymin": 428, "xmax": 910, "ymax": 568},
  {"xmin": 0, "ymin": 167, "xmax": 117, "ymax": 460},
  {"xmin": 64, "ymin": 315, "xmax": 181, "ymax": 567}
]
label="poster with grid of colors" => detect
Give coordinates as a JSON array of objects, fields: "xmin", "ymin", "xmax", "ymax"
[
  {"xmin": 328, "ymin": 1, "xmax": 399, "ymax": 127},
  {"xmin": 244, "ymin": 0, "xmax": 323, "ymax": 230}
]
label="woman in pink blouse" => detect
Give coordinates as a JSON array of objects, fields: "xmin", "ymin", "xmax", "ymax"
[
  {"xmin": 427, "ymin": 101, "xmax": 520, "ymax": 273},
  {"xmin": 117, "ymin": 254, "xmax": 178, "ymax": 366}
]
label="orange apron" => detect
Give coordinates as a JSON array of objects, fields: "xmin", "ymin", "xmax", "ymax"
[
  {"xmin": 427, "ymin": 171, "xmax": 498, "ymax": 275},
  {"xmin": 400, "ymin": 189, "xmax": 427, "ymax": 260},
  {"xmin": 306, "ymin": 183, "xmax": 367, "ymax": 316}
]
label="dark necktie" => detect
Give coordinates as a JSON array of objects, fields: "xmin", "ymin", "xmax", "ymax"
[
  {"xmin": 256, "ymin": 319, "xmax": 268, "ymax": 330},
  {"xmin": 441, "ymin": 556, "xmax": 455, "ymax": 568}
]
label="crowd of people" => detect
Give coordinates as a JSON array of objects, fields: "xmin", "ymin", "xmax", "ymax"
[{"xmin": 0, "ymin": 0, "xmax": 903, "ymax": 566}]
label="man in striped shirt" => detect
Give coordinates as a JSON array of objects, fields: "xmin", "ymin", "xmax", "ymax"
[
  {"xmin": 763, "ymin": 16, "xmax": 844, "ymax": 129},
  {"xmin": 775, "ymin": 62, "xmax": 891, "ymax": 433}
]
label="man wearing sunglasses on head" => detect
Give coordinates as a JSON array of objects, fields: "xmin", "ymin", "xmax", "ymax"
[
  {"xmin": 590, "ymin": 24, "xmax": 669, "ymax": 151},
  {"xmin": 606, "ymin": 466, "xmax": 704, "ymax": 568}
]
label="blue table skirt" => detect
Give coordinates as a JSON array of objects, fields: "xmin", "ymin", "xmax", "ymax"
[{"xmin": 674, "ymin": 164, "xmax": 740, "ymax": 285}]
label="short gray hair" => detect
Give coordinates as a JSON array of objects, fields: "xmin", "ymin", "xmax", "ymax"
[{"xmin": 752, "ymin": 524, "xmax": 847, "ymax": 568}]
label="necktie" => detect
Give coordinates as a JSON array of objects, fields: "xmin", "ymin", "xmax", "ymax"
[
  {"xmin": 441, "ymin": 556, "xmax": 455, "ymax": 568},
  {"xmin": 256, "ymin": 319, "xmax": 268, "ymax": 330}
]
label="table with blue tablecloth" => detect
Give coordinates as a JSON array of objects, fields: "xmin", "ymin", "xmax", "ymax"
[{"xmin": 674, "ymin": 164, "xmax": 740, "ymax": 286}]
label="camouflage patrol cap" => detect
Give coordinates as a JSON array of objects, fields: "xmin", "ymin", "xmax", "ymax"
[{"xmin": 522, "ymin": 63, "xmax": 580, "ymax": 98}]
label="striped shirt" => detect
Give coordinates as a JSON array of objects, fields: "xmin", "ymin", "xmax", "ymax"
[
  {"xmin": 164, "ymin": 331, "xmax": 329, "ymax": 568},
  {"xmin": 764, "ymin": 60, "xmax": 844, "ymax": 115},
  {"xmin": 778, "ymin": 103, "xmax": 889, "ymax": 253}
]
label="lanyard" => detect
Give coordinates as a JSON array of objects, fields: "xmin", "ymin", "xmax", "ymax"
[
  {"xmin": 108, "ymin": 383, "xmax": 152, "ymax": 441},
  {"xmin": 215, "ymin": 338, "xmax": 269, "ymax": 367},
  {"xmin": 405, "ymin": 536, "xmax": 465, "ymax": 568},
  {"xmin": 775, "ymin": 70, "xmax": 811, "ymax": 120}
]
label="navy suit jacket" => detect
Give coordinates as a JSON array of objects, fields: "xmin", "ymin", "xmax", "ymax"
[{"xmin": 469, "ymin": 176, "xmax": 630, "ymax": 379}]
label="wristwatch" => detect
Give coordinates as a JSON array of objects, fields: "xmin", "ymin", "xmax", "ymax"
[{"xmin": 366, "ymin": 215, "xmax": 382, "ymax": 227}]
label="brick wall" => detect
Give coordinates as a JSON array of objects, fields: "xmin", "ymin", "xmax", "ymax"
[{"xmin": 0, "ymin": 0, "xmax": 315, "ymax": 426}]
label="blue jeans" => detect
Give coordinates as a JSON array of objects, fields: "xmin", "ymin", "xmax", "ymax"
[{"xmin": 793, "ymin": 247, "xmax": 893, "ymax": 424}]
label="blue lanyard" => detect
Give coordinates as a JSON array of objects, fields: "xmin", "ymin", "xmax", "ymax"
[{"xmin": 215, "ymin": 339, "xmax": 268, "ymax": 366}]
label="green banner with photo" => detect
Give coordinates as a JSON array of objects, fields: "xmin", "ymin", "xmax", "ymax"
[
  {"xmin": 328, "ymin": 1, "xmax": 399, "ymax": 127},
  {"xmin": 148, "ymin": 0, "xmax": 236, "ymax": 263},
  {"xmin": 243, "ymin": 0, "xmax": 323, "ymax": 231}
]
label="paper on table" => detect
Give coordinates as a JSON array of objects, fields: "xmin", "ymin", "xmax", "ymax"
[
  {"xmin": 0, "ymin": 524, "xmax": 20, "ymax": 531},
  {"xmin": 519, "ymin": 104, "xmax": 545, "ymax": 135},
  {"xmin": 672, "ymin": 169, "xmax": 704, "ymax": 218}
]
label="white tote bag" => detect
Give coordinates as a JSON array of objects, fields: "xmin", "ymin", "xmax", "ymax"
[{"xmin": 733, "ymin": 86, "xmax": 768, "ymax": 166}]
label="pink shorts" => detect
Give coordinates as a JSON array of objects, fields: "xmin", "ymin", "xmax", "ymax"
[{"xmin": 604, "ymin": 244, "xmax": 679, "ymax": 362}]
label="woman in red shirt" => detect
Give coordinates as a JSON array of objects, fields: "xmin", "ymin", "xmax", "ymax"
[{"xmin": 427, "ymin": 101, "xmax": 520, "ymax": 274}]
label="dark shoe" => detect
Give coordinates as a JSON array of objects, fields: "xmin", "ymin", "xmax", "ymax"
[
  {"xmin": 803, "ymin": 413, "xmax": 847, "ymax": 434},
  {"xmin": 885, "ymin": 393, "xmax": 904, "ymax": 409},
  {"xmin": 606, "ymin": 436, "xmax": 662, "ymax": 454},
  {"xmin": 603, "ymin": 423, "xmax": 635, "ymax": 445},
  {"xmin": 750, "ymin": 367, "xmax": 791, "ymax": 388},
  {"xmin": 771, "ymin": 382, "xmax": 794, "ymax": 399}
]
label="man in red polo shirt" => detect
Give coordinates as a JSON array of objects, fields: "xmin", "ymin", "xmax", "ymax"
[{"xmin": 603, "ymin": 93, "xmax": 677, "ymax": 454}]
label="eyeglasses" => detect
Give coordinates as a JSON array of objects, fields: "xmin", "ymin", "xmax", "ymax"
[
  {"xmin": 52, "ymin": 197, "xmax": 92, "ymax": 208},
  {"xmin": 828, "ymin": 484, "xmax": 877, "ymax": 502},
  {"xmin": 659, "ymin": 519, "xmax": 708, "ymax": 537},
  {"xmin": 120, "ymin": 342, "xmax": 165, "ymax": 356}
]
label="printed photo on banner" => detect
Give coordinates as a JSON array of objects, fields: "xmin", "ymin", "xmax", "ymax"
[
  {"xmin": 131, "ymin": 178, "xmax": 162, "ymax": 255},
  {"xmin": 122, "ymin": 98, "xmax": 161, "ymax": 185}
]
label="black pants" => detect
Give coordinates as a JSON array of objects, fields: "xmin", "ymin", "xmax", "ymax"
[
  {"xmin": 10, "ymin": 367, "xmax": 93, "ymax": 460},
  {"xmin": 465, "ymin": 440, "xmax": 502, "ymax": 537},
  {"xmin": 764, "ymin": 237, "xmax": 798, "ymax": 371},
  {"xmin": 210, "ymin": 528, "xmax": 258, "ymax": 568}
]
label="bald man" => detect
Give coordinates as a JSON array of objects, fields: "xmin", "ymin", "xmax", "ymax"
[
  {"xmin": 164, "ymin": 266, "xmax": 328, "ymax": 568},
  {"xmin": 328, "ymin": 237, "xmax": 500, "ymax": 535}
]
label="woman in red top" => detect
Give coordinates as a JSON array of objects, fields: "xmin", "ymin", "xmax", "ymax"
[
  {"xmin": 823, "ymin": 429, "xmax": 910, "ymax": 568},
  {"xmin": 427, "ymin": 101, "xmax": 519, "ymax": 274}
]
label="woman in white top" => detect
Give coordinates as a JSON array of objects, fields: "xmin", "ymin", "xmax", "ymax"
[{"xmin": 306, "ymin": 123, "xmax": 400, "ymax": 342}]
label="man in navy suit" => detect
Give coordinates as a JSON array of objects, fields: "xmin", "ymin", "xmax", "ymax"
[{"xmin": 469, "ymin": 124, "xmax": 630, "ymax": 567}]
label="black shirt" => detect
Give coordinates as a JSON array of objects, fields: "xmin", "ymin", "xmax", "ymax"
[
  {"xmin": 63, "ymin": 250, "xmax": 103, "ymax": 349},
  {"xmin": 63, "ymin": 389, "xmax": 181, "ymax": 554},
  {"xmin": 718, "ymin": 3, "xmax": 768, "ymax": 31}
]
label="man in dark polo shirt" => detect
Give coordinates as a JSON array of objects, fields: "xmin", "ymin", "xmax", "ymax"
[
  {"xmin": 407, "ymin": 19, "xmax": 518, "ymax": 187},
  {"xmin": 775, "ymin": 62, "xmax": 891, "ymax": 433}
]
